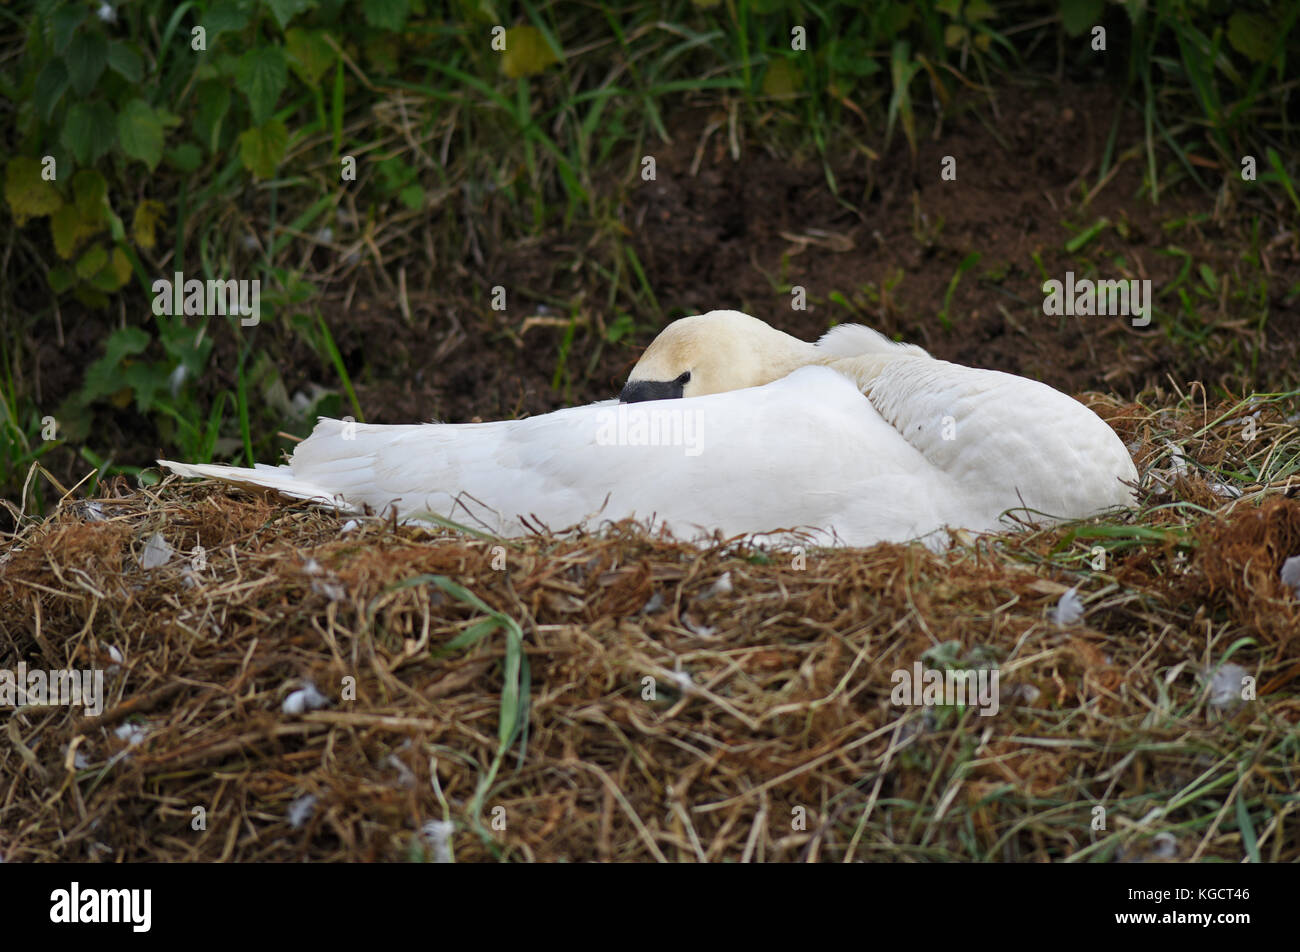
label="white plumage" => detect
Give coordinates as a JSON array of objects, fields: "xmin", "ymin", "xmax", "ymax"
[{"xmin": 160, "ymin": 311, "xmax": 1138, "ymax": 547}]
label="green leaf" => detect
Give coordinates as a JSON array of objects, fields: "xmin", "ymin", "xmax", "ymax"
[
  {"xmin": 122, "ymin": 361, "xmax": 168, "ymax": 413},
  {"xmin": 203, "ymin": 0, "xmax": 250, "ymax": 39},
  {"xmin": 61, "ymin": 101, "xmax": 117, "ymax": 165},
  {"xmin": 363, "ymin": 33, "xmax": 399, "ymax": 73},
  {"xmin": 107, "ymin": 41, "xmax": 144, "ymax": 83},
  {"xmin": 285, "ymin": 27, "xmax": 335, "ymax": 85},
  {"xmin": 193, "ymin": 81, "xmax": 232, "ymax": 153},
  {"xmin": 90, "ymin": 248, "xmax": 132, "ymax": 291},
  {"xmin": 117, "ymin": 99, "xmax": 166, "ymax": 170},
  {"xmin": 34, "ymin": 60, "xmax": 69, "ymax": 123},
  {"xmin": 51, "ymin": 6, "xmax": 86, "ymax": 54},
  {"xmin": 167, "ymin": 142, "xmax": 203, "ymax": 173},
  {"xmin": 1227, "ymin": 12, "xmax": 1276, "ymax": 63},
  {"xmin": 156, "ymin": 108, "xmax": 184, "ymax": 130},
  {"xmin": 80, "ymin": 326, "xmax": 152, "ymax": 405},
  {"xmin": 1065, "ymin": 216, "xmax": 1110, "ymax": 253},
  {"xmin": 72, "ymin": 169, "xmax": 108, "ymax": 222},
  {"xmin": 61, "ymin": 105, "xmax": 94, "ymax": 164},
  {"xmin": 73, "ymin": 286, "xmax": 111, "ymax": 310},
  {"xmin": 1060, "ymin": 0, "xmax": 1104, "ymax": 37},
  {"xmin": 265, "ymin": 0, "xmax": 313, "ymax": 31},
  {"xmin": 237, "ymin": 119, "xmax": 288, "ymax": 179},
  {"xmin": 761, "ymin": 59, "xmax": 801, "ymax": 98},
  {"xmin": 882, "ymin": 1, "xmax": 913, "ymax": 34},
  {"xmin": 110, "ymin": 247, "xmax": 133, "ymax": 288},
  {"xmin": 445, "ymin": 616, "xmax": 502, "ymax": 652},
  {"xmin": 363, "ymin": 0, "xmax": 409, "ymax": 31},
  {"xmin": 4, "ymin": 157, "xmax": 62, "ymax": 225},
  {"xmin": 105, "ymin": 205, "xmax": 126, "ymax": 243},
  {"xmin": 48, "ymin": 265, "xmax": 75, "ymax": 294},
  {"xmin": 75, "ymin": 244, "xmax": 108, "ymax": 281},
  {"xmin": 67, "ymin": 29, "xmax": 109, "ymax": 97},
  {"xmin": 50, "ymin": 202, "xmax": 94, "ymax": 259},
  {"xmin": 501, "ymin": 25, "xmax": 559, "ymax": 78},
  {"xmin": 376, "ymin": 155, "xmax": 416, "ymax": 191},
  {"xmin": 236, "ymin": 45, "xmax": 288, "ymax": 125},
  {"xmin": 1234, "ymin": 796, "xmax": 1260, "ymax": 864},
  {"xmin": 830, "ymin": 39, "xmax": 880, "ymax": 79},
  {"xmin": 132, "ymin": 199, "xmax": 167, "ymax": 249},
  {"xmin": 605, "ymin": 313, "xmax": 634, "ymax": 343},
  {"xmin": 398, "ymin": 184, "xmax": 424, "ymax": 211}
]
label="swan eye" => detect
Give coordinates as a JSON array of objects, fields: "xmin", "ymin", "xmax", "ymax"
[{"xmin": 676, "ymin": 371, "xmax": 691, "ymax": 386}]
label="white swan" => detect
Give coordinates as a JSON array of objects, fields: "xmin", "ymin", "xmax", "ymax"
[{"xmin": 159, "ymin": 310, "xmax": 1137, "ymax": 547}]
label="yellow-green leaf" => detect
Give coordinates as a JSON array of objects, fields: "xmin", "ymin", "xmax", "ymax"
[
  {"xmin": 50, "ymin": 201, "xmax": 97, "ymax": 259},
  {"xmin": 501, "ymin": 26, "xmax": 559, "ymax": 78},
  {"xmin": 90, "ymin": 247, "xmax": 132, "ymax": 291},
  {"xmin": 76, "ymin": 244, "xmax": 108, "ymax": 281},
  {"xmin": 237, "ymin": 119, "xmax": 288, "ymax": 179},
  {"xmin": 364, "ymin": 34, "xmax": 400, "ymax": 74},
  {"xmin": 762, "ymin": 59, "xmax": 803, "ymax": 99},
  {"xmin": 1228, "ymin": 12, "xmax": 1276, "ymax": 63},
  {"xmin": 944, "ymin": 23, "xmax": 968, "ymax": 47},
  {"xmin": 73, "ymin": 169, "xmax": 108, "ymax": 222},
  {"xmin": 5, "ymin": 157, "xmax": 62, "ymax": 225},
  {"xmin": 75, "ymin": 286, "xmax": 112, "ymax": 310},
  {"xmin": 109, "ymin": 247, "xmax": 132, "ymax": 286},
  {"xmin": 285, "ymin": 28, "xmax": 336, "ymax": 85},
  {"xmin": 132, "ymin": 199, "xmax": 167, "ymax": 250}
]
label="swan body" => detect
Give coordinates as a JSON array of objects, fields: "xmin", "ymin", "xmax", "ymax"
[{"xmin": 160, "ymin": 311, "xmax": 1137, "ymax": 547}]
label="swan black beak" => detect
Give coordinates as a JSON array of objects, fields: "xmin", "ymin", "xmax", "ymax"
[{"xmin": 620, "ymin": 379, "xmax": 686, "ymax": 403}]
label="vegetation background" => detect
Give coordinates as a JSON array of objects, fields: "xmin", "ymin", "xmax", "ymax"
[{"xmin": 2, "ymin": 0, "xmax": 1298, "ymax": 513}]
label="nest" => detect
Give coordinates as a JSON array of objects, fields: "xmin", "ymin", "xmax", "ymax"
[{"xmin": 1, "ymin": 392, "xmax": 1298, "ymax": 862}]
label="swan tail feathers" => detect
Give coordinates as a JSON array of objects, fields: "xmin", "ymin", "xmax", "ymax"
[{"xmin": 157, "ymin": 459, "xmax": 352, "ymax": 508}]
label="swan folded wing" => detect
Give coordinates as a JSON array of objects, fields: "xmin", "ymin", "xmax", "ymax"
[
  {"xmin": 865, "ymin": 360, "xmax": 1138, "ymax": 523},
  {"xmin": 464, "ymin": 365, "xmax": 967, "ymax": 544},
  {"xmin": 815, "ymin": 322, "xmax": 931, "ymax": 359}
]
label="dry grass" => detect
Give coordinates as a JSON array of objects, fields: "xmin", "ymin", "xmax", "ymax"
[{"xmin": 1, "ymin": 390, "xmax": 1299, "ymax": 863}]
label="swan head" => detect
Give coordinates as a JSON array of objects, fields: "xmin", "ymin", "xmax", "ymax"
[{"xmin": 620, "ymin": 310, "xmax": 814, "ymax": 402}]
